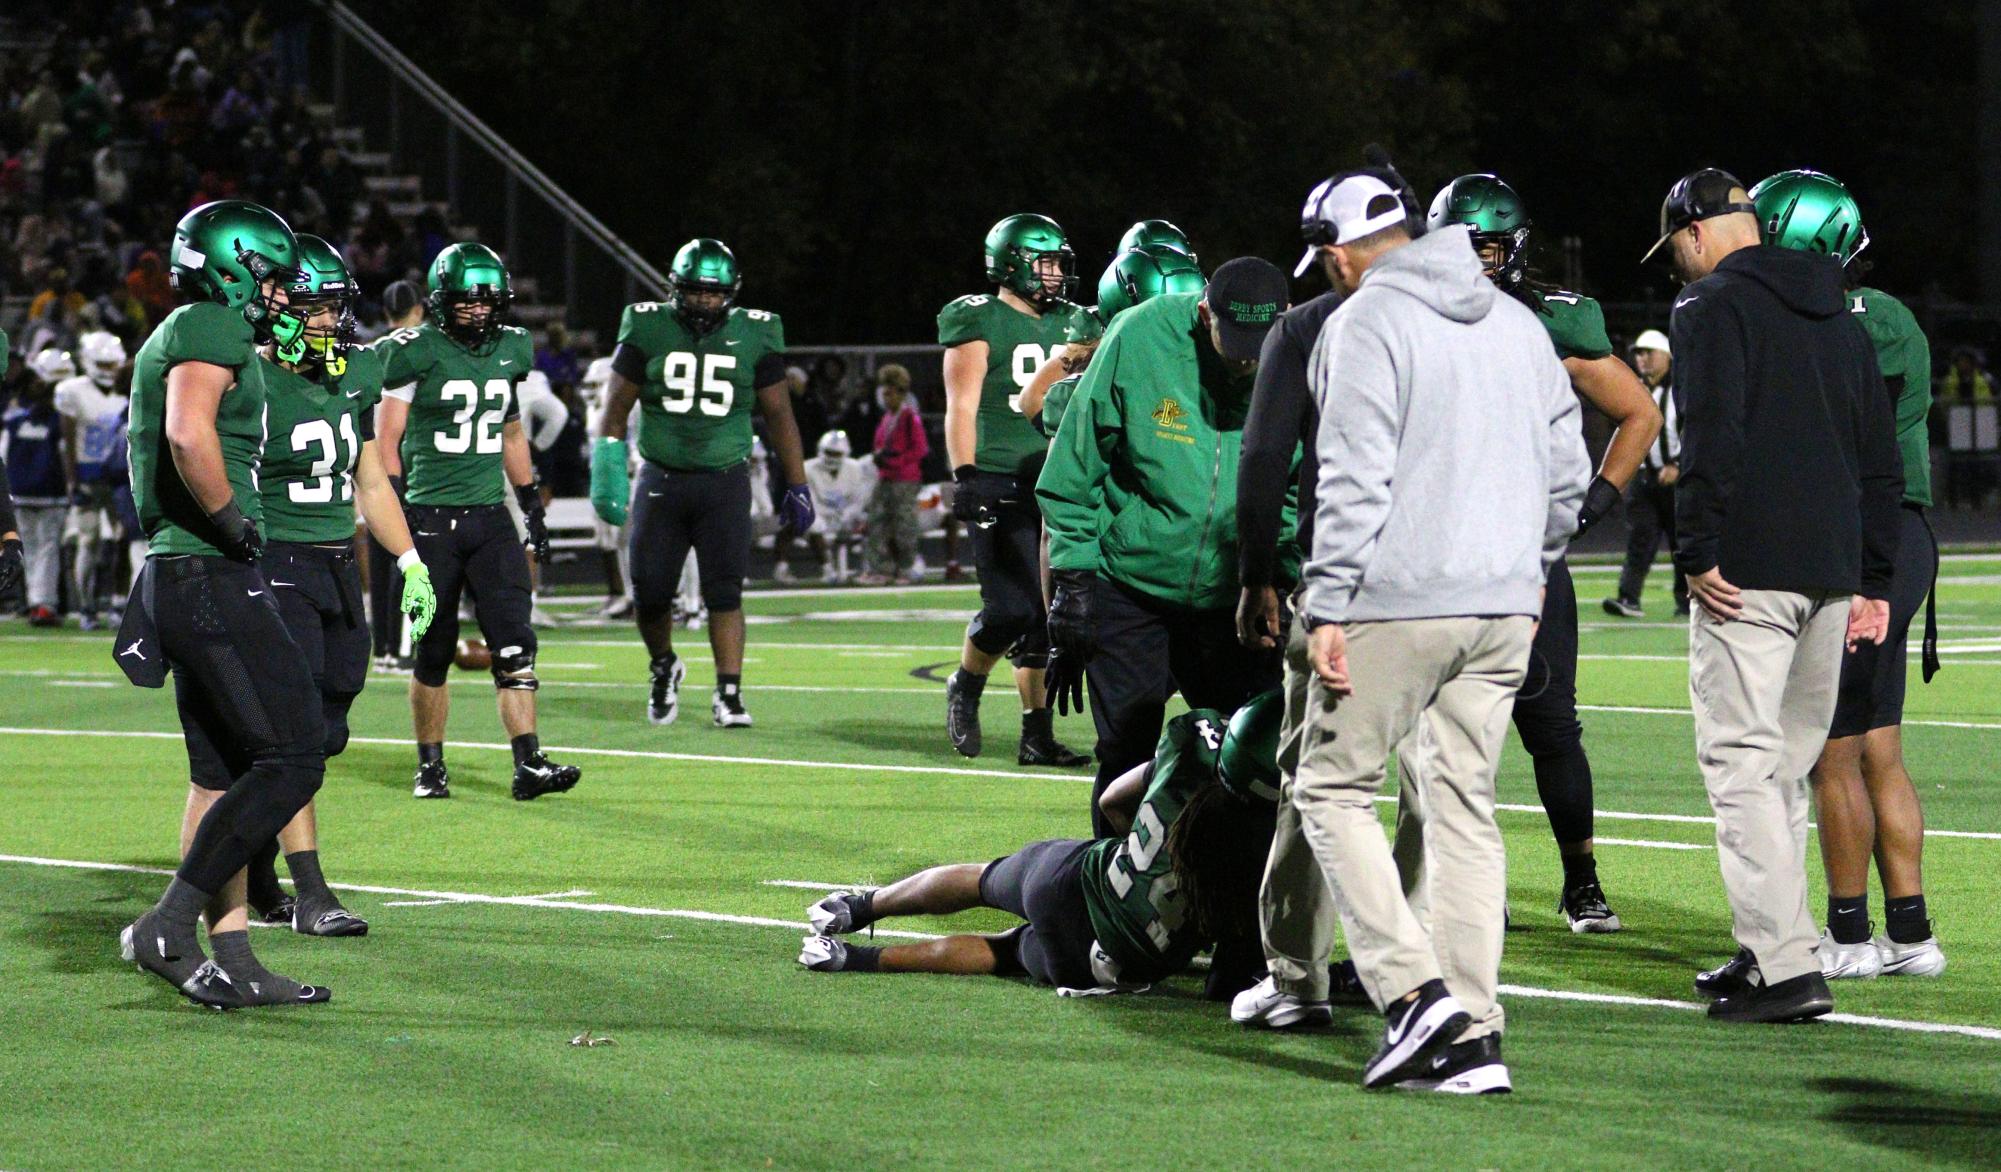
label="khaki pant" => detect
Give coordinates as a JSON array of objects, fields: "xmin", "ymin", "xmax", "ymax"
[
  {"xmin": 1689, "ymin": 588, "xmax": 1847, "ymax": 985},
  {"xmin": 1289, "ymin": 613, "xmax": 1530, "ymax": 1039}
]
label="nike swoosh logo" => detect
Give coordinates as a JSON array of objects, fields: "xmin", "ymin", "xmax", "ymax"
[
  {"xmin": 271, "ymin": 580, "xmax": 294, "ymax": 587},
  {"xmin": 416, "ymin": 531, "xmax": 439, "ymax": 537},
  {"xmin": 724, "ymin": 340, "xmax": 740, "ymax": 346},
  {"xmin": 247, "ymin": 590, "xmax": 264, "ymax": 597},
  {"xmin": 647, "ymin": 491, "xmax": 664, "ymax": 497},
  {"xmin": 500, "ymin": 360, "xmax": 514, "ymax": 366},
  {"xmin": 1674, "ymin": 296, "xmax": 1699, "ymax": 309}
]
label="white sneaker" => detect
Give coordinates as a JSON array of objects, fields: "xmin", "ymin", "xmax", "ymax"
[
  {"xmin": 1875, "ymin": 933, "xmax": 1947, "ymax": 977},
  {"xmin": 530, "ymin": 605, "xmax": 556, "ymax": 628},
  {"xmin": 712, "ymin": 687, "xmax": 753, "ymax": 728},
  {"xmin": 1230, "ymin": 976, "xmax": 1333, "ymax": 1029},
  {"xmin": 1818, "ymin": 929, "xmax": 1883, "ymax": 980},
  {"xmin": 772, "ymin": 563, "xmax": 795, "ymax": 584}
]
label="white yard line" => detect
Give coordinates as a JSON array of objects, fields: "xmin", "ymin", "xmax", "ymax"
[
  {"xmin": 3, "ymin": 850, "xmax": 1991, "ymax": 1041},
  {"xmin": 1594, "ymin": 837, "xmax": 1710, "ymax": 851},
  {"xmin": 762, "ymin": 880, "xmax": 857, "ymax": 890}
]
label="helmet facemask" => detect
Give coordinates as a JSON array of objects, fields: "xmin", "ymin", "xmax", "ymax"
[
  {"xmin": 282, "ymin": 293, "xmax": 358, "ymax": 376},
  {"xmin": 669, "ymin": 273, "xmax": 737, "ymax": 333},
  {"xmin": 1012, "ymin": 246, "xmax": 1076, "ymax": 307},
  {"xmin": 433, "ymin": 288, "xmax": 512, "ymax": 355},
  {"xmin": 1470, "ymin": 226, "xmax": 1531, "ymax": 289}
]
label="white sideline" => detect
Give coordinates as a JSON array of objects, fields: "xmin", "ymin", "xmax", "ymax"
[
  {"xmin": 3, "ymin": 725, "xmax": 2000, "ymax": 842},
  {"xmin": 4, "ymin": 850, "xmax": 1994, "ymax": 1042}
]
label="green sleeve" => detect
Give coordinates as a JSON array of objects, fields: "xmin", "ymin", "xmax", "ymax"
[
  {"xmin": 169, "ymin": 302, "xmax": 255, "ymax": 368},
  {"xmin": 1036, "ymin": 328, "xmax": 1123, "ymax": 573},
  {"xmin": 1540, "ymin": 293, "xmax": 1613, "ymax": 361},
  {"xmin": 937, "ymin": 297, "xmax": 982, "ymax": 347},
  {"xmin": 616, "ymin": 304, "xmax": 644, "ymax": 349},
  {"xmin": 765, "ymin": 311, "xmax": 786, "ymax": 355},
  {"xmin": 378, "ymin": 330, "xmax": 424, "ymax": 386}
]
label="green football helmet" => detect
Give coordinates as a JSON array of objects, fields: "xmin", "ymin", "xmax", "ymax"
[
  {"xmin": 1427, "ymin": 174, "xmax": 1531, "ymax": 289},
  {"xmin": 984, "ymin": 213, "xmax": 1076, "ymax": 305},
  {"xmin": 1117, "ymin": 219, "xmax": 1197, "ymax": 265},
  {"xmin": 276, "ymin": 233, "xmax": 358, "ymax": 373},
  {"xmin": 427, "ymin": 241, "xmax": 513, "ymax": 353},
  {"xmin": 668, "ymin": 237, "xmax": 742, "ymax": 333},
  {"xmin": 169, "ymin": 199, "xmax": 302, "ymax": 346},
  {"xmin": 1096, "ymin": 244, "xmax": 1206, "ymax": 322},
  {"xmin": 1749, "ymin": 169, "xmax": 1869, "ymax": 266},
  {"xmin": 1217, "ymin": 689, "xmax": 1283, "ymax": 805}
]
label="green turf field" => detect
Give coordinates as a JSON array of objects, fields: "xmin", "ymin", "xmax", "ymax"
[{"xmin": 2, "ymin": 555, "xmax": 1997, "ymax": 1169}]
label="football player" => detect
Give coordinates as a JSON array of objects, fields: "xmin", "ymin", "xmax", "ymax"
[
  {"xmin": 1423, "ymin": 175, "xmax": 1662, "ymax": 931},
  {"xmin": 1024, "ymin": 244, "xmax": 1205, "ymax": 439},
  {"xmin": 804, "ymin": 429, "xmax": 872, "ymax": 584},
  {"xmin": 237, "ymin": 234, "xmax": 436, "ymax": 936},
  {"xmin": 590, "ymin": 238, "xmax": 812, "ymax": 727},
  {"xmin": 1753, "ymin": 169, "xmax": 1945, "ymax": 982},
  {"xmin": 54, "ymin": 330, "xmax": 128, "ymax": 629},
  {"xmin": 115, "ymin": 200, "xmax": 332, "ymax": 1007},
  {"xmin": 801, "ymin": 693, "xmax": 1280, "ymax": 998},
  {"xmin": 938, "ymin": 214, "xmax": 1093, "ymax": 767},
  {"xmin": 0, "ymin": 325, "xmax": 21, "ymax": 598},
  {"xmin": 373, "ymin": 242, "xmax": 580, "ymax": 800}
]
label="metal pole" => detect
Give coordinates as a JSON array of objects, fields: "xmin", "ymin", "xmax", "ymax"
[
  {"xmin": 1982, "ymin": 2, "xmax": 2001, "ymax": 302},
  {"xmin": 388, "ymin": 83, "xmax": 401, "ymax": 163},
  {"xmin": 505, "ymin": 174, "xmax": 519, "ymax": 264},
  {"xmin": 330, "ymin": 16, "xmax": 346, "ymax": 120},
  {"xmin": 563, "ymin": 223, "xmax": 578, "ymax": 324},
  {"xmin": 446, "ymin": 126, "xmax": 459, "ymax": 217}
]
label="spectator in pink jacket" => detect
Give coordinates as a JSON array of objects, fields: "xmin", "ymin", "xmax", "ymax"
[{"xmin": 864, "ymin": 364, "xmax": 928, "ymax": 583}]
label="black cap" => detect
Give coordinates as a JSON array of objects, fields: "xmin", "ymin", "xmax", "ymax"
[
  {"xmin": 1641, "ymin": 168, "xmax": 1758, "ymax": 264},
  {"xmin": 1203, "ymin": 257, "xmax": 1288, "ymax": 361},
  {"xmin": 383, "ymin": 279, "xmax": 421, "ymax": 317}
]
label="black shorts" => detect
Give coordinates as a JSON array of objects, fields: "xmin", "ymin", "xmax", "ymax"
[
  {"xmin": 629, "ymin": 460, "xmax": 751, "ymax": 613},
  {"xmin": 146, "ymin": 555, "xmax": 324, "ymax": 793},
  {"xmin": 979, "ymin": 837, "xmax": 1099, "ymax": 988},
  {"xmin": 1831, "ymin": 506, "xmax": 1937, "ymax": 738},
  {"xmin": 266, "ymin": 542, "xmax": 371, "ymax": 697},
  {"xmin": 407, "ymin": 503, "xmax": 534, "ymax": 684},
  {"xmin": 963, "ymin": 471, "xmax": 1047, "ymax": 664}
]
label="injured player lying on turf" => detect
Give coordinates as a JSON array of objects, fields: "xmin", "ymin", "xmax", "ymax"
[{"xmin": 800, "ymin": 696, "xmax": 1288, "ymax": 998}]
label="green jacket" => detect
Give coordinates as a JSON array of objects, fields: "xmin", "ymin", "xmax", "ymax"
[{"xmin": 1037, "ymin": 292, "xmax": 1297, "ymax": 610}]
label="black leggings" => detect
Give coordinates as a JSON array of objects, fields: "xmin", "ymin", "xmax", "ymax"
[{"xmin": 1515, "ymin": 557, "xmax": 1593, "ymax": 848}]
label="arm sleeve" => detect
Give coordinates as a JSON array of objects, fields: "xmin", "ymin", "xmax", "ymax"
[
  {"xmin": 610, "ymin": 342, "xmax": 650, "ymax": 384},
  {"xmin": 1035, "ymin": 329, "xmax": 1123, "ymax": 574},
  {"xmin": 0, "ymin": 452, "xmax": 17, "ymax": 535},
  {"xmin": 1301, "ymin": 313, "xmax": 1399, "ymax": 620},
  {"xmin": 1671, "ymin": 296, "xmax": 1745, "ymax": 578},
  {"xmin": 1237, "ymin": 313, "xmax": 1310, "ymax": 588},
  {"xmin": 1541, "ymin": 349, "xmax": 1591, "ymax": 569},
  {"xmin": 523, "ymin": 378, "xmax": 569, "ymax": 451},
  {"xmin": 1855, "ymin": 349, "xmax": 1905, "ymax": 598},
  {"xmin": 753, "ymin": 352, "xmax": 787, "ymax": 389}
]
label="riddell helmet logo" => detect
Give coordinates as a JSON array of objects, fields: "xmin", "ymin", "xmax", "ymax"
[{"xmin": 1151, "ymin": 398, "xmax": 1188, "ymax": 429}]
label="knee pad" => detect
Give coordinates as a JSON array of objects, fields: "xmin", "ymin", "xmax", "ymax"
[
  {"xmin": 700, "ymin": 580, "xmax": 743, "ymax": 613},
  {"xmin": 967, "ymin": 610, "xmax": 1034, "ymax": 658},
  {"xmin": 1513, "ymin": 705, "xmax": 1582, "ymax": 760},
  {"xmin": 1006, "ymin": 629, "xmax": 1051, "ymax": 671},
  {"xmin": 413, "ymin": 642, "xmax": 455, "ymax": 687},
  {"xmin": 321, "ymin": 694, "xmax": 357, "ymax": 759},
  {"xmin": 491, "ymin": 638, "xmax": 539, "ymax": 691}
]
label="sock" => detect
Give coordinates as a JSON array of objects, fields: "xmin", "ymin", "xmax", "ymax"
[
  {"xmin": 417, "ymin": 741, "xmax": 444, "ymax": 767},
  {"xmin": 651, "ymin": 651, "xmax": 678, "ymax": 680},
  {"xmin": 1827, "ymin": 894, "xmax": 1871, "ymax": 944},
  {"xmin": 1560, "ymin": 851, "xmax": 1598, "ymax": 889},
  {"xmin": 841, "ymin": 942, "xmax": 882, "ymax": 972},
  {"xmin": 1885, "ymin": 894, "xmax": 1930, "ymax": 944},
  {"xmin": 511, "ymin": 733, "xmax": 540, "ymax": 767},
  {"xmin": 951, "ymin": 668, "xmax": 987, "ymax": 695},
  {"xmin": 246, "ymin": 838, "xmax": 285, "ymax": 912},
  {"xmin": 209, "ymin": 929, "xmax": 311, "ymax": 1004},
  {"xmin": 717, "ymin": 673, "xmax": 742, "ymax": 696},
  {"xmin": 286, "ymin": 849, "xmax": 332, "ymax": 904},
  {"xmin": 846, "ymin": 889, "xmax": 878, "ymax": 931},
  {"xmin": 1022, "ymin": 707, "xmax": 1053, "ymax": 740},
  {"xmin": 155, "ymin": 876, "xmax": 212, "ymax": 930}
]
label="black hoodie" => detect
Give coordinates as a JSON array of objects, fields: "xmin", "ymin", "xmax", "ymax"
[{"xmin": 1669, "ymin": 244, "xmax": 1901, "ymax": 597}]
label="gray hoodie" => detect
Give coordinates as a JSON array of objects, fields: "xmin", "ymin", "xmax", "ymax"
[{"xmin": 1303, "ymin": 225, "xmax": 1589, "ymax": 623}]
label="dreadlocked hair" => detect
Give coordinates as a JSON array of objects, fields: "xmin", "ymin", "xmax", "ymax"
[{"xmin": 1165, "ymin": 781, "xmax": 1278, "ymax": 942}]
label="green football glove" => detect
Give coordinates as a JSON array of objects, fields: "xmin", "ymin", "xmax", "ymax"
[
  {"xmin": 400, "ymin": 559, "xmax": 437, "ymax": 642},
  {"xmin": 591, "ymin": 437, "xmax": 631, "ymax": 527}
]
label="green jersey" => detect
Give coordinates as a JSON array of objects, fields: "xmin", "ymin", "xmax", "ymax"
[
  {"xmin": 1528, "ymin": 289, "xmax": 1613, "ymax": 361},
  {"xmin": 937, "ymin": 292, "xmax": 1090, "ymax": 479},
  {"xmin": 0, "ymin": 327, "xmax": 9, "ymax": 381},
  {"xmin": 1850, "ymin": 287, "xmax": 1933, "ymax": 507},
  {"xmin": 1080, "ymin": 709, "xmax": 1227, "ymax": 982},
  {"xmin": 373, "ymin": 322, "xmax": 529, "ymax": 506},
  {"xmin": 614, "ymin": 303, "xmax": 786, "ymax": 471},
  {"xmin": 128, "ymin": 301, "xmax": 262, "ymax": 557},
  {"xmin": 254, "ymin": 346, "xmax": 386, "ymax": 543},
  {"xmin": 1034, "ymin": 373, "xmax": 1083, "ymax": 440}
]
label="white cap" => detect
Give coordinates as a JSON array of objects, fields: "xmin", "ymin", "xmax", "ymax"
[
  {"xmin": 1294, "ymin": 174, "xmax": 1408, "ymax": 276},
  {"xmin": 1632, "ymin": 328, "xmax": 1671, "ymax": 355}
]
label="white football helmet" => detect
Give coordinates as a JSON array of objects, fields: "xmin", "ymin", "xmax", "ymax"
[
  {"xmin": 79, "ymin": 331, "xmax": 127, "ymax": 388},
  {"xmin": 28, "ymin": 348, "xmax": 76, "ymax": 385},
  {"xmin": 816, "ymin": 429, "xmax": 851, "ymax": 468}
]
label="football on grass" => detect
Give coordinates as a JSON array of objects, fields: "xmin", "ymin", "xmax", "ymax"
[{"xmin": 455, "ymin": 638, "xmax": 491, "ymax": 671}]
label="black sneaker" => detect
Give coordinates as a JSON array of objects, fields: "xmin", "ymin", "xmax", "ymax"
[
  {"xmin": 1601, "ymin": 597, "xmax": 1644, "ymax": 618},
  {"xmin": 1707, "ymin": 971, "xmax": 1832, "ymax": 1023},
  {"xmin": 1559, "ymin": 881, "xmax": 1623, "ymax": 933},
  {"xmin": 180, "ymin": 959, "xmax": 246, "ymax": 1010},
  {"xmin": 119, "ymin": 908, "xmax": 206, "ymax": 992},
  {"xmin": 294, "ymin": 898, "xmax": 369, "ymax": 937},
  {"xmin": 1018, "ymin": 732, "xmax": 1090, "ymax": 767},
  {"xmin": 945, "ymin": 670, "xmax": 983, "ymax": 758},
  {"xmin": 252, "ymin": 894, "xmax": 297, "ymax": 928},
  {"xmin": 1397, "ymin": 1032, "xmax": 1513, "ymax": 1094},
  {"xmin": 1695, "ymin": 948, "xmax": 1761, "ymax": 997},
  {"xmin": 1329, "ymin": 958, "xmax": 1370, "ymax": 1004},
  {"xmin": 1361, "ymin": 978, "xmax": 1471, "ymax": 1089},
  {"xmin": 413, "ymin": 760, "xmax": 451, "ymax": 799},
  {"xmin": 711, "ymin": 686, "xmax": 753, "ymax": 728},
  {"xmin": 512, "ymin": 752, "xmax": 582, "ymax": 800},
  {"xmin": 648, "ymin": 654, "xmax": 685, "ymax": 725}
]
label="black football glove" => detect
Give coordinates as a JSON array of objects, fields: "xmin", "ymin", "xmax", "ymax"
[
  {"xmin": 207, "ymin": 499, "xmax": 263, "ymax": 564},
  {"xmin": 0, "ymin": 537, "xmax": 21, "ymax": 595},
  {"xmin": 1044, "ymin": 645, "xmax": 1087, "ymax": 717},
  {"xmin": 517, "ymin": 483, "xmax": 551, "ymax": 563},
  {"xmin": 950, "ymin": 465, "xmax": 1001, "ymax": 529},
  {"xmin": 1571, "ymin": 474, "xmax": 1624, "ymax": 541},
  {"xmin": 1047, "ymin": 569, "xmax": 1099, "ymax": 661}
]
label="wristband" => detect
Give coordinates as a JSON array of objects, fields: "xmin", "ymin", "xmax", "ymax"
[
  {"xmin": 396, "ymin": 549, "xmax": 423, "ymax": 573},
  {"xmin": 953, "ymin": 464, "xmax": 979, "ymax": 483}
]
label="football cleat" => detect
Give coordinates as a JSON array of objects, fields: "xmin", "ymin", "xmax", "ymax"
[
  {"xmin": 512, "ymin": 752, "xmax": 582, "ymax": 800},
  {"xmin": 1362, "ymin": 980, "xmax": 1470, "ymax": 1089},
  {"xmin": 1397, "ymin": 1032, "xmax": 1512, "ymax": 1094},
  {"xmin": 648, "ymin": 655, "xmax": 686, "ymax": 725},
  {"xmin": 1559, "ymin": 881, "xmax": 1623, "ymax": 933},
  {"xmin": 295, "ymin": 901, "xmax": 369, "ymax": 938},
  {"xmin": 1230, "ymin": 976, "xmax": 1333, "ymax": 1030},
  {"xmin": 808, "ymin": 890, "xmax": 873, "ymax": 937},
  {"xmin": 1330, "ymin": 958, "xmax": 1369, "ymax": 1003},
  {"xmin": 1695, "ymin": 948, "xmax": 1761, "ymax": 997},
  {"xmin": 600, "ymin": 596, "xmax": 634, "ymax": 619},
  {"xmin": 1707, "ymin": 971, "xmax": 1832, "ymax": 1023},
  {"xmin": 1818, "ymin": 928, "xmax": 1882, "ymax": 980},
  {"xmin": 945, "ymin": 670, "xmax": 983, "ymax": 758},
  {"xmin": 1018, "ymin": 731, "xmax": 1090, "ymax": 768},
  {"xmin": 253, "ymin": 894, "xmax": 298, "ymax": 928},
  {"xmin": 180, "ymin": 960, "xmax": 246, "ymax": 1010},
  {"xmin": 1874, "ymin": 932, "xmax": 1947, "ymax": 977},
  {"xmin": 712, "ymin": 687, "xmax": 753, "ymax": 728},
  {"xmin": 1600, "ymin": 596, "xmax": 1644, "ymax": 618},
  {"xmin": 119, "ymin": 909, "xmax": 206, "ymax": 992},
  {"xmin": 412, "ymin": 760, "xmax": 451, "ymax": 799},
  {"xmin": 799, "ymin": 935, "xmax": 851, "ymax": 972}
]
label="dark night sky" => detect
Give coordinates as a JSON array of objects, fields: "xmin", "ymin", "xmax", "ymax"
[{"xmin": 350, "ymin": 0, "xmax": 1979, "ymax": 343}]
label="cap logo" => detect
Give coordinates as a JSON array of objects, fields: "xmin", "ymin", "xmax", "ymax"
[{"xmin": 1228, "ymin": 300, "xmax": 1277, "ymax": 325}]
